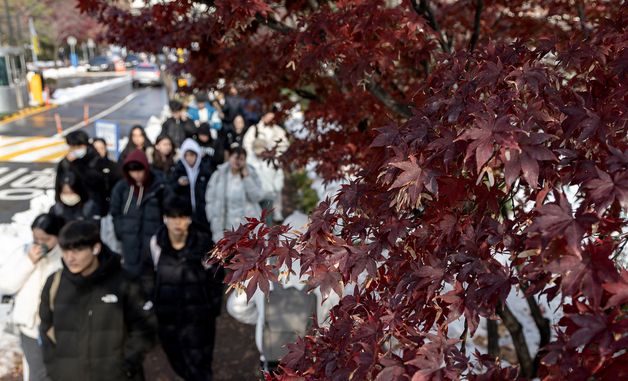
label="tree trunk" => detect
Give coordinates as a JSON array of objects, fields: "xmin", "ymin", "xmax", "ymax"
[{"xmin": 498, "ymin": 303, "xmax": 534, "ymax": 378}]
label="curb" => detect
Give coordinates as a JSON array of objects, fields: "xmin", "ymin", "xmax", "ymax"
[{"xmin": 0, "ymin": 105, "xmax": 58, "ymax": 125}]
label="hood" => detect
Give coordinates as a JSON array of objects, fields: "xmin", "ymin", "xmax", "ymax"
[
  {"xmin": 122, "ymin": 149, "xmax": 151, "ymax": 186},
  {"xmin": 180, "ymin": 138, "xmax": 202, "ymax": 211},
  {"xmin": 62, "ymin": 244, "xmax": 121, "ymax": 286}
]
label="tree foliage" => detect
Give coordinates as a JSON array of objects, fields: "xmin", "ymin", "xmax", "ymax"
[{"xmin": 80, "ymin": 0, "xmax": 627, "ymax": 379}]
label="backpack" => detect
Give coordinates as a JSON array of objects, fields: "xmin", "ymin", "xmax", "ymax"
[
  {"xmin": 45, "ymin": 270, "xmax": 62, "ymax": 344},
  {"xmin": 262, "ymin": 284, "xmax": 317, "ymax": 362}
]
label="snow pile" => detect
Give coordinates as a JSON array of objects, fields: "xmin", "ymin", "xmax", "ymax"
[
  {"xmin": 42, "ymin": 65, "xmax": 88, "ymax": 79},
  {"xmin": 51, "ymin": 76, "xmax": 131, "ymax": 105}
]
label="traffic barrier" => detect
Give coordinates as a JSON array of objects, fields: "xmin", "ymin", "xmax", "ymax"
[{"xmin": 54, "ymin": 113, "xmax": 63, "ymax": 135}]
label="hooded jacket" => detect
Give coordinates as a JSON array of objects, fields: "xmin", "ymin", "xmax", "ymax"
[
  {"xmin": 169, "ymin": 139, "xmax": 213, "ymax": 227},
  {"xmin": 110, "ymin": 150, "xmax": 169, "ymax": 278},
  {"xmin": 39, "ymin": 246, "xmax": 155, "ymax": 381},
  {"xmin": 160, "ymin": 116, "xmax": 196, "ymax": 148}
]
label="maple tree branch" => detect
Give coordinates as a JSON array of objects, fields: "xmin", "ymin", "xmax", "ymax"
[
  {"xmin": 487, "ymin": 319, "xmax": 499, "ymax": 358},
  {"xmin": 366, "ymin": 80, "xmax": 413, "ymax": 119},
  {"xmin": 468, "ymin": 0, "xmax": 483, "ymax": 52},
  {"xmin": 525, "ymin": 295, "xmax": 551, "ymax": 375},
  {"xmin": 575, "ymin": 0, "xmax": 590, "ymax": 38},
  {"xmin": 255, "ymin": 12, "xmax": 293, "ymax": 34},
  {"xmin": 498, "ymin": 303, "xmax": 535, "ymax": 378},
  {"xmin": 410, "ymin": 0, "xmax": 451, "ymax": 53},
  {"xmin": 460, "ymin": 319, "xmax": 469, "ymax": 355}
]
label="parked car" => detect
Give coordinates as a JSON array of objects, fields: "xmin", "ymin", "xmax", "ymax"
[
  {"xmin": 131, "ymin": 63, "xmax": 163, "ymax": 87},
  {"xmin": 125, "ymin": 54, "xmax": 141, "ymax": 68},
  {"xmin": 87, "ymin": 56, "xmax": 115, "ymax": 72}
]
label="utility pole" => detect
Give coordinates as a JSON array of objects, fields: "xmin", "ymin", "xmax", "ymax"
[{"xmin": 3, "ymin": 0, "xmax": 15, "ymax": 46}]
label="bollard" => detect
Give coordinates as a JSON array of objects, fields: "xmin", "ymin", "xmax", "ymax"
[
  {"xmin": 54, "ymin": 113, "xmax": 63, "ymax": 135},
  {"xmin": 84, "ymin": 104, "xmax": 89, "ymax": 125}
]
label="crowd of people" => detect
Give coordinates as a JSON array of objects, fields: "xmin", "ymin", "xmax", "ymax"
[{"xmin": 0, "ymin": 86, "xmax": 334, "ymax": 381}]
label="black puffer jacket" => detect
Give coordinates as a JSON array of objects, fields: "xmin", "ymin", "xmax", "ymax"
[
  {"xmin": 142, "ymin": 225, "xmax": 224, "ymax": 380},
  {"xmin": 110, "ymin": 150, "xmax": 170, "ymax": 278},
  {"xmin": 89, "ymin": 155, "xmax": 122, "ymax": 216},
  {"xmin": 49, "ymin": 200, "xmax": 101, "ymax": 223},
  {"xmin": 160, "ymin": 117, "xmax": 196, "ymax": 148},
  {"xmin": 39, "ymin": 246, "xmax": 156, "ymax": 381}
]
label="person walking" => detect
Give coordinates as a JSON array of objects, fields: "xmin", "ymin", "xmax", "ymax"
[
  {"xmin": 142, "ymin": 198, "xmax": 224, "ymax": 381},
  {"xmin": 161, "ymin": 100, "xmax": 196, "ymax": 148},
  {"xmin": 118, "ymin": 125, "xmax": 153, "ymax": 165},
  {"xmin": 0, "ymin": 214, "xmax": 65, "ymax": 381},
  {"xmin": 110, "ymin": 150, "xmax": 169, "ymax": 278},
  {"xmin": 169, "ymin": 138, "xmax": 213, "ymax": 229},
  {"xmin": 205, "ymin": 146, "xmax": 264, "ymax": 242},
  {"xmin": 91, "ymin": 138, "xmax": 122, "ymax": 216},
  {"xmin": 55, "ymin": 131, "xmax": 105, "ymax": 214},
  {"xmin": 146, "ymin": 134, "xmax": 178, "ymax": 175},
  {"xmin": 49, "ymin": 172, "xmax": 101, "ymax": 222},
  {"xmin": 193, "ymin": 122, "xmax": 224, "ymax": 173},
  {"xmin": 39, "ymin": 220, "xmax": 156, "ymax": 381},
  {"xmin": 218, "ymin": 114, "xmax": 247, "ymax": 160}
]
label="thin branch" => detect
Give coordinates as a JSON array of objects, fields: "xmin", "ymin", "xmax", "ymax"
[
  {"xmin": 575, "ymin": 0, "xmax": 590, "ymax": 38},
  {"xmin": 254, "ymin": 12, "xmax": 293, "ymax": 34},
  {"xmin": 526, "ymin": 295, "xmax": 551, "ymax": 375},
  {"xmin": 410, "ymin": 0, "xmax": 450, "ymax": 53},
  {"xmin": 460, "ymin": 319, "xmax": 469, "ymax": 355},
  {"xmin": 498, "ymin": 303, "xmax": 535, "ymax": 378},
  {"xmin": 366, "ymin": 80, "xmax": 413, "ymax": 119},
  {"xmin": 468, "ymin": 0, "xmax": 483, "ymax": 52}
]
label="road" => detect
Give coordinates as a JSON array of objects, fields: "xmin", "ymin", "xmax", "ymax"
[{"xmin": 0, "ymin": 79, "xmax": 167, "ymax": 223}]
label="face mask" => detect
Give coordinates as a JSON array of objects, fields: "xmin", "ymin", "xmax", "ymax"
[
  {"xmin": 73, "ymin": 148, "xmax": 87, "ymax": 159},
  {"xmin": 60, "ymin": 193, "xmax": 81, "ymax": 206}
]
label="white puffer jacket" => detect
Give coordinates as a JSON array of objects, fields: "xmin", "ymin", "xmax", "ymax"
[{"xmin": 0, "ymin": 245, "xmax": 63, "ymax": 338}]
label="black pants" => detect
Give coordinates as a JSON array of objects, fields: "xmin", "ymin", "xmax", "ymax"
[{"xmin": 158, "ymin": 316, "xmax": 216, "ymax": 381}]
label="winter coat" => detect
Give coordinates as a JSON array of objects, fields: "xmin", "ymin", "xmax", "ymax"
[
  {"xmin": 169, "ymin": 140, "xmax": 213, "ymax": 228},
  {"xmin": 110, "ymin": 150, "xmax": 169, "ymax": 278},
  {"xmin": 55, "ymin": 148, "xmax": 105, "ymax": 213},
  {"xmin": 205, "ymin": 163, "xmax": 265, "ymax": 242},
  {"xmin": 218, "ymin": 128, "xmax": 245, "ymax": 154},
  {"xmin": 49, "ymin": 200, "xmax": 101, "ymax": 223},
  {"xmin": 160, "ymin": 117, "xmax": 196, "ymax": 148},
  {"xmin": 39, "ymin": 246, "xmax": 156, "ymax": 381},
  {"xmin": 142, "ymin": 225, "xmax": 223, "ymax": 380},
  {"xmin": 242, "ymin": 122, "xmax": 289, "ymax": 158},
  {"xmin": 188, "ymin": 103, "xmax": 222, "ymax": 130},
  {"xmin": 194, "ymin": 136, "xmax": 224, "ymax": 173},
  {"xmin": 221, "ymin": 95, "xmax": 244, "ymax": 129},
  {"xmin": 0, "ymin": 244, "xmax": 62, "ymax": 339},
  {"xmin": 89, "ymin": 156, "xmax": 122, "ymax": 216}
]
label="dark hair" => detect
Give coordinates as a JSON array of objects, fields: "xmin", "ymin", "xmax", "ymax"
[
  {"xmin": 57, "ymin": 172, "xmax": 89, "ymax": 202},
  {"xmin": 155, "ymin": 134, "xmax": 174, "ymax": 146},
  {"xmin": 124, "ymin": 161, "xmax": 145, "ymax": 171},
  {"xmin": 228, "ymin": 144, "xmax": 247, "ymax": 158},
  {"xmin": 163, "ymin": 196, "xmax": 193, "ymax": 217},
  {"xmin": 92, "ymin": 137, "xmax": 107, "ymax": 146},
  {"xmin": 58, "ymin": 220, "xmax": 100, "ymax": 250},
  {"xmin": 66, "ymin": 131, "xmax": 89, "ymax": 146},
  {"xmin": 169, "ymin": 100, "xmax": 183, "ymax": 112},
  {"xmin": 195, "ymin": 93, "xmax": 209, "ymax": 103},
  {"xmin": 31, "ymin": 213, "xmax": 65, "ymax": 236},
  {"xmin": 197, "ymin": 122, "xmax": 211, "ymax": 135}
]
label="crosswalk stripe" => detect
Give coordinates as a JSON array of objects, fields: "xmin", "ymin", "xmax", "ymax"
[
  {"xmin": 34, "ymin": 149, "xmax": 69, "ymax": 163},
  {"xmin": 0, "ymin": 136, "xmax": 44, "ymax": 149},
  {"xmin": 0, "ymin": 140, "xmax": 67, "ymax": 161}
]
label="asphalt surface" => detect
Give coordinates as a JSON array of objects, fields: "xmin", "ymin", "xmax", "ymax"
[{"xmin": 0, "ymin": 80, "xmax": 167, "ymax": 223}]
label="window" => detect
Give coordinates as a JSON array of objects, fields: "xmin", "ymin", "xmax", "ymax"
[{"xmin": 0, "ymin": 57, "xmax": 9, "ymax": 86}]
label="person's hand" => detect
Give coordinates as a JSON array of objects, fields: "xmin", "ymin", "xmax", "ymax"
[
  {"xmin": 240, "ymin": 166, "xmax": 249, "ymax": 178},
  {"xmin": 27, "ymin": 244, "xmax": 44, "ymax": 264},
  {"xmin": 178, "ymin": 176, "xmax": 189, "ymax": 186}
]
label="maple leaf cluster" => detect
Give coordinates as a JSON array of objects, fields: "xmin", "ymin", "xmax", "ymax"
[{"xmin": 79, "ymin": 0, "xmax": 627, "ymax": 379}]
